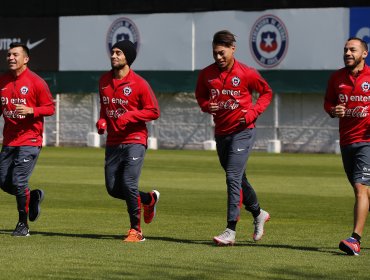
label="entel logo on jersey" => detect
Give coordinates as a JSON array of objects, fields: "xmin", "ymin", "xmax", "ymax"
[
  {"xmin": 361, "ymin": 81, "xmax": 370, "ymax": 92},
  {"xmin": 20, "ymin": 86, "xmax": 29, "ymax": 95},
  {"xmin": 250, "ymin": 15, "xmax": 288, "ymax": 68},
  {"xmin": 339, "ymin": 94, "xmax": 348, "ymax": 103},
  {"xmin": 123, "ymin": 86, "xmax": 132, "ymax": 96},
  {"xmin": 106, "ymin": 17, "xmax": 140, "ymax": 58}
]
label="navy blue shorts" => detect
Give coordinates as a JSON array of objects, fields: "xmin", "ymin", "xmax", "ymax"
[
  {"xmin": 341, "ymin": 142, "xmax": 370, "ymax": 186},
  {"xmin": 0, "ymin": 146, "xmax": 41, "ymax": 194}
]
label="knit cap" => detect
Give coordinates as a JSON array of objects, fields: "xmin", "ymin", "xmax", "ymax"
[{"xmin": 112, "ymin": 40, "xmax": 137, "ymax": 66}]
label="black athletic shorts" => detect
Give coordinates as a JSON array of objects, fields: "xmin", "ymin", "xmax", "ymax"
[{"xmin": 341, "ymin": 142, "xmax": 370, "ymax": 186}]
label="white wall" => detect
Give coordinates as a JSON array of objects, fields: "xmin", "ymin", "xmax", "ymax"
[{"xmin": 59, "ymin": 8, "xmax": 348, "ymax": 71}]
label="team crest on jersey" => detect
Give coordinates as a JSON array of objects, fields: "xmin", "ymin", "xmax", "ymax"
[
  {"xmin": 20, "ymin": 86, "xmax": 29, "ymax": 95},
  {"xmin": 123, "ymin": 86, "xmax": 132, "ymax": 96},
  {"xmin": 361, "ymin": 81, "xmax": 370, "ymax": 92},
  {"xmin": 250, "ymin": 15, "xmax": 288, "ymax": 68},
  {"xmin": 231, "ymin": 76, "xmax": 241, "ymax": 87},
  {"xmin": 106, "ymin": 17, "xmax": 140, "ymax": 57}
]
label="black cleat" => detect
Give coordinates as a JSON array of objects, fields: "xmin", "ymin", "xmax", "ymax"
[
  {"xmin": 12, "ymin": 222, "xmax": 30, "ymax": 237},
  {"xmin": 29, "ymin": 189, "xmax": 44, "ymax": 222}
]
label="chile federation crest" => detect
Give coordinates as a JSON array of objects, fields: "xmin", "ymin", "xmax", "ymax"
[
  {"xmin": 106, "ymin": 17, "xmax": 140, "ymax": 57},
  {"xmin": 250, "ymin": 15, "xmax": 288, "ymax": 68}
]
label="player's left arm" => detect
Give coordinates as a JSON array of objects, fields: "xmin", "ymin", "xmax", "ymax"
[
  {"xmin": 243, "ymin": 70, "xmax": 273, "ymax": 124},
  {"xmin": 117, "ymin": 81, "xmax": 160, "ymax": 128},
  {"xmin": 26, "ymin": 79, "xmax": 55, "ymax": 118}
]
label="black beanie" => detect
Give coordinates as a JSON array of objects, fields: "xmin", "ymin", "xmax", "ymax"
[{"xmin": 112, "ymin": 40, "xmax": 137, "ymax": 66}]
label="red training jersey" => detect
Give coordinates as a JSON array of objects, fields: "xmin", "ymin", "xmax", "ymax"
[
  {"xmin": 98, "ymin": 69, "xmax": 160, "ymax": 146},
  {"xmin": 324, "ymin": 65, "xmax": 370, "ymax": 146},
  {"xmin": 195, "ymin": 59, "xmax": 273, "ymax": 135},
  {"xmin": 0, "ymin": 68, "xmax": 55, "ymax": 146}
]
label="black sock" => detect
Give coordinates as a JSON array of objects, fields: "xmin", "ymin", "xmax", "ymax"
[
  {"xmin": 227, "ymin": 221, "xmax": 237, "ymax": 231},
  {"xmin": 252, "ymin": 207, "xmax": 261, "ymax": 219},
  {"xmin": 18, "ymin": 210, "xmax": 28, "ymax": 225},
  {"xmin": 16, "ymin": 195, "xmax": 28, "ymax": 224},
  {"xmin": 139, "ymin": 191, "xmax": 151, "ymax": 205},
  {"xmin": 351, "ymin": 232, "xmax": 361, "ymax": 243}
]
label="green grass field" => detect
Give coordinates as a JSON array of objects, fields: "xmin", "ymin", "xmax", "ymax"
[{"xmin": 0, "ymin": 147, "xmax": 368, "ymax": 279}]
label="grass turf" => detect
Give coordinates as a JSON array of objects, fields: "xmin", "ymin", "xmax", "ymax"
[{"xmin": 0, "ymin": 147, "xmax": 368, "ymax": 279}]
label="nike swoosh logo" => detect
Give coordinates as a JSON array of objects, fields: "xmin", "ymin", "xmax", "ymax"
[
  {"xmin": 132, "ymin": 157, "xmax": 140, "ymax": 160},
  {"xmin": 338, "ymin": 84, "xmax": 351, "ymax": 88},
  {"xmin": 23, "ymin": 159, "xmax": 30, "ymax": 162},
  {"xmin": 26, "ymin": 38, "xmax": 46, "ymax": 50},
  {"xmin": 1, "ymin": 88, "xmax": 7, "ymax": 91},
  {"xmin": 237, "ymin": 148, "xmax": 245, "ymax": 152}
]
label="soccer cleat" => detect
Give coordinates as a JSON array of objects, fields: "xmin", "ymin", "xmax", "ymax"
[
  {"xmin": 123, "ymin": 229, "xmax": 145, "ymax": 242},
  {"xmin": 253, "ymin": 209, "xmax": 270, "ymax": 241},
  {"xmin": 339, "ymin": 237, "xmax": 361, "ymax": 256},
  {"xmin": 213, "ymin": 228, "xmax": 236, "ymax": 246},
  {"xmin": 143, "ymin": 190, "xmax": 160, "ymax": 224},
  {"xmin": 29, "ymin": 189, "xmax": 44, "ymax": 222},
  {"xmin": 11, "ymin": 222, "xmax": 30, "ymax": 237}
]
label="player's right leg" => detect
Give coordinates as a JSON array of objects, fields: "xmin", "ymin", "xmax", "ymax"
[
  {"xmin": 0, "ymin": 146, "xmax": 39, "ymax": 236},
  {"xmin": 213, "ymin": 133, "xmax": 244, "ymax": 245},
  {"xmin": 12, "ymin": 146, "xmax": 42, "ymax": 235},
  {"xmin": 104, "ymin": 145, "xmax": 126, "ymax": 199},
  {"xmin": 121, "ymin": 144, "xmax": 146, "ymax": 242},
  {"xmin": 339, "ymin": 143, "xmax": 370, "ymax": 255},
  {"xmin": 0, "ymin": 146, "xmax": 30, "ymax": 236},
  {"xmin": 0, "ymin": 146, "xmax": 17, "ymax": 195}
]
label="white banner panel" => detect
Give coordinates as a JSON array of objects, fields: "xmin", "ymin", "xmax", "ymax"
[
  {"xmin": 59, "ymin": 14, "xmax": 193, "ymax": 70},
  {"xmin": 60, "ymin": 8, "xmax": 349, "ymax": 71},
  {"xmin": 194, "ymin": 8, "xmax": 349, "ymax": 70}
]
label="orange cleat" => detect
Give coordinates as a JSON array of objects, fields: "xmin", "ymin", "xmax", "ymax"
[{"xmin": 123, "ymin": 229, "xmax": 145, "ymax": 242}]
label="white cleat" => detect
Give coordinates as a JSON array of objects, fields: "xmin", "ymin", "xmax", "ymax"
[
  {"xmin": 253, "ymin": 209, "xmax": 270, "ymax": 241},
  {"xmin": 213, "ymin": 228, "xmax": 236, "ymax": 246}
]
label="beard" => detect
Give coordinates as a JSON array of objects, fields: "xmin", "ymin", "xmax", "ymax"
[
  {"xmin": 344, "ymin": 56, "xmax": 362, "ymax": 70},
  {"xmin": 111, "ymin": 61, "xmax": 126, "ymax": 70}
]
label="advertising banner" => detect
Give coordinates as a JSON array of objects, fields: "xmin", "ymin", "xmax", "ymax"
[{"xmin": 0, "ymin": 18, "xmax": 59, "ymax": 71}]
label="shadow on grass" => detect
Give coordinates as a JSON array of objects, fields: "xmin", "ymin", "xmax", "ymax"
[
  {"xmin": 0, "ymin": 229, "xmax": 366, "ymax": 255},
  {"xmin": 145, "ymin": 236, "xmax": 360, "ymax": 255},
  {"xmin": 0, "ymin": 229, "xmax": 123, "ymax": 240}
]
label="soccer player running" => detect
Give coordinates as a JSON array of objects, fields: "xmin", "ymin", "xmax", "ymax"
[
  {"xmin": 195, "ymin": 30, "xmax": 273, "ymax": 245},
  {"xmin": 96, "ymin": 40, "xmax": 160, "ymax": 242},
  {"xmin": 324, "ymin": 37, "xmax": 370, "ymax": 256},
  {"xmin": 0, "ymin": 42, "xmax": 55, "ymax": 236}
]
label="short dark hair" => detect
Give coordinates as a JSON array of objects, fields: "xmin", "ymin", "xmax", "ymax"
[
  {"xmin": 347, "ymin": 37, "xmax": 368, "ymax": 52},
  {"xmin": 212, "ymin": 30, "xmax": 236, "ymax": 47},
  {"xmin": 9, "ymin": 42, "xmax": 30, "ymax": 56}
]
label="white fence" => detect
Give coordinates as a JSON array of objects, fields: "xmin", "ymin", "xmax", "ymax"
[{"xmin": 0, "ymin": 92, "xmax": 340, "ymax": 153}]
